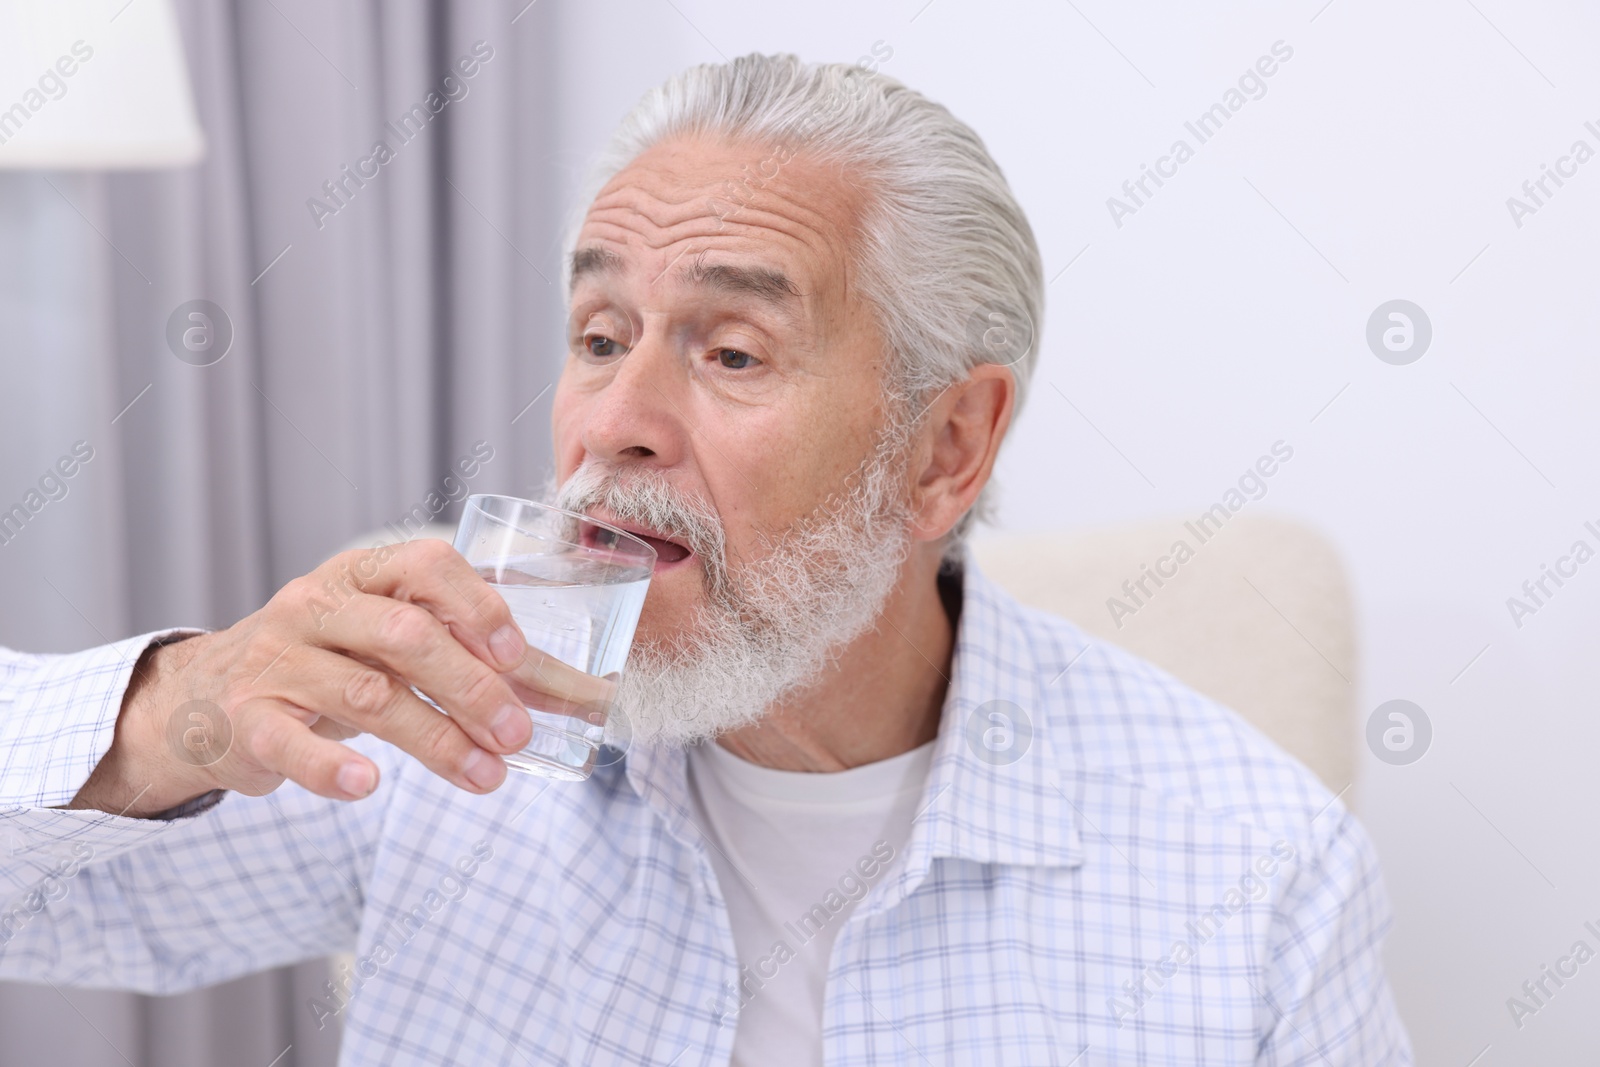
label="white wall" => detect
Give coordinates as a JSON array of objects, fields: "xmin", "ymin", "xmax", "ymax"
[{"xmin": 551, "ymin": 0, "xmax": 1600, "ymax": 1060}]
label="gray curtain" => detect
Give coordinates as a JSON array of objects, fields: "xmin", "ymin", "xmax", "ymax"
[{"xmin": 0, "ymin": 0, "xmax": 562, "ymax": 1062}]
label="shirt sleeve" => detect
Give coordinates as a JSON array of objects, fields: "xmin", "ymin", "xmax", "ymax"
[
  {"xmin": 1254, "ymin": 806, "xmax": 1414, "ymax": 1066},
  {"xmin": 0, "ymin": 633, "xmax": 398, "ymax": 994},
  {"xmin": 0, "ymin": 629, "xmax": 205, "ymax": 811}
]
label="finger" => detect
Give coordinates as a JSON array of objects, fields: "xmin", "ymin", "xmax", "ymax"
[
  {"xmin": 341, "ymin": 540, "xmax": 613, "ymax": 708},
  {"xmin": 321, "ymin": 540, "xmax": 529, "ymax": 673},
  {"xmin": 506, "ymin": 643, "xmax": 619, "ymax": 714},
  {"xmin": 258, "ymin": 644, "xmax": 511, "ymax": 793},
  {"xmin": 305, "ymin": 591, "xmax": 530, "ymax": 756},
  {"xmin": 306, "ymin": 540, "xmax": 613, "ymax": 716},
  {"xmin": 310, "ymin": 716, "xmax": 362, "ymax": 742},
  {"xmin": 231, "ymin": 697, "xmax": 383, "ymax": 801}
]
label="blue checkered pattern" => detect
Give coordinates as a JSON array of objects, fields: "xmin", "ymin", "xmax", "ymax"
[{"xmin": 0, "ymin": 549, "xmax": 1411, "ymax": 1064}]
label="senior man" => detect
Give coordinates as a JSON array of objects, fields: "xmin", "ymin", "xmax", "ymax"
[{"xmin": 0, "ymin": 54, "xmax": 1408, "ymax": 1065}]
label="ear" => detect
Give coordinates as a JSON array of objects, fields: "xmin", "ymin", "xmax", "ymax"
[{"xmin": 908, "ymin": 364, "xmax": 1015, "ymax": 543}]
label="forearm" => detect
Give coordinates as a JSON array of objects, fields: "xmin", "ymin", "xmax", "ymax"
[{"xmin": 0, "ymin": 755, "xmax": 384, "ymax": 995}]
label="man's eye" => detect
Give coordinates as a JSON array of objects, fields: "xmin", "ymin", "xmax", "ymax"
[
  {"xmin": 717, "ymin": 349, "xmax": 755, "ymax": 369},
  {"xmin": 586, "ymin": 335, "xmax": 624, "ymax": 359}
]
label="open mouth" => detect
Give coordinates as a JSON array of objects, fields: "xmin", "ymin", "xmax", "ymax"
[
  {"xmin": 629, "ymin": 532, "xmax": 690, "ymax": 564},
  {"xmin": 582, "ymin": 509, "xmax": 694, "ymax": 567}
]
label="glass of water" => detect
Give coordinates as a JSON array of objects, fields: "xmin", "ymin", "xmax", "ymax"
[{"xmin": 452, "ymin": 494, "xmax": 655, "ymax": 781}]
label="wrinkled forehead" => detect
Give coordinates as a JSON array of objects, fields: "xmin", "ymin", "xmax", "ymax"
[{"xmin": 569, "ymin": 136, "xmax": 868, "ymax": 319}]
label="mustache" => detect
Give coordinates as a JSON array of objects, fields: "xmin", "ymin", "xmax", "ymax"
[{"xmin": 553, "ymin": 462, "xmax": 729, "ymax": 569}]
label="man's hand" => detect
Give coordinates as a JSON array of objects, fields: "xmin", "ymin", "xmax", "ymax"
[{"xmin": 70, "ymin": 539, "xmax": 613, "ymax": 818}]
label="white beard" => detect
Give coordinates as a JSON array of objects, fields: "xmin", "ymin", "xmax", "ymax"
[{"xmin": 548, "ymin": 423, "xmax": 916, "ymax": 749}]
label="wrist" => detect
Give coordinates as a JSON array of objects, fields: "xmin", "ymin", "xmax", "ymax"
[{"xmin": 68, "ymin": 633, "xmax": 222, "ymax": 818}]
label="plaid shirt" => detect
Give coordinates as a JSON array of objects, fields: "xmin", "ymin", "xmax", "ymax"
[{"xmin": 0, "ymin": 549, "xmax": 1411, "ymax": 1065}]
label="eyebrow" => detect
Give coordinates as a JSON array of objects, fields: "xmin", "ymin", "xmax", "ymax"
[
  {"xmin": 674, "ymin": 257, "xmax": 801, "ymax": 313},
  {"xmin": 568, "ymin": 245, "xmax": 802, "ymax": 318},
  {"xmin": 569, "ymin": 246, "xmax": 624, "ymax": 291}
]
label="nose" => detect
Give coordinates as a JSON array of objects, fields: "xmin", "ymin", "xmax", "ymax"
[{"xmin": 578, "ymin": 321, "xmax": 689, "ymax": 468}]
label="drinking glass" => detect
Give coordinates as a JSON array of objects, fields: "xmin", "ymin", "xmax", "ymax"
[{"xmin": 449, "ymin": 494, "xmax": 655, "ymax": 781}]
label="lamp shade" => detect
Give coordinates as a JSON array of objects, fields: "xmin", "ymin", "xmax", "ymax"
[{"xmin": 0, "ymin": 0, "xmax": 204, "ymax": 168}]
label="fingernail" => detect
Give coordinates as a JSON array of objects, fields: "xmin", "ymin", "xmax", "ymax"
[
  {"xmin": 491, "ymin": 704, "xmax": 528, "ymax": 750},
  {"xmin": 337, "ymin": 762, "xmax": 375, "ymax": 798},
  {"xmin": 463, "ymin": 748, "xmax": 505, "ymax": 790},
  {"xmin": 488, "ymin": 624, "xmax": 525, "ymax": 669}
]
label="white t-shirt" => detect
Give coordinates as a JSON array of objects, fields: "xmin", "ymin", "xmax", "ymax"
[{"xmin": 686, "ymin": 737, "xmax": 937, "ymax": 1067}]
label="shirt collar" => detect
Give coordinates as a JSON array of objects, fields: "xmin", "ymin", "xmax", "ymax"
[
  {"xmin": 617, "ymin": 544, "xmax": 1084, "ymax": 895},
  {"xmin": 877, "ymin": 548, "xmax": 1084, "ymax": 903}
]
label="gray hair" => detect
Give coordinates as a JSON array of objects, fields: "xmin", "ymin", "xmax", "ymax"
[{"xmin": 566, "ymin": 53, "xmax": 1044, "ymax": 564}]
